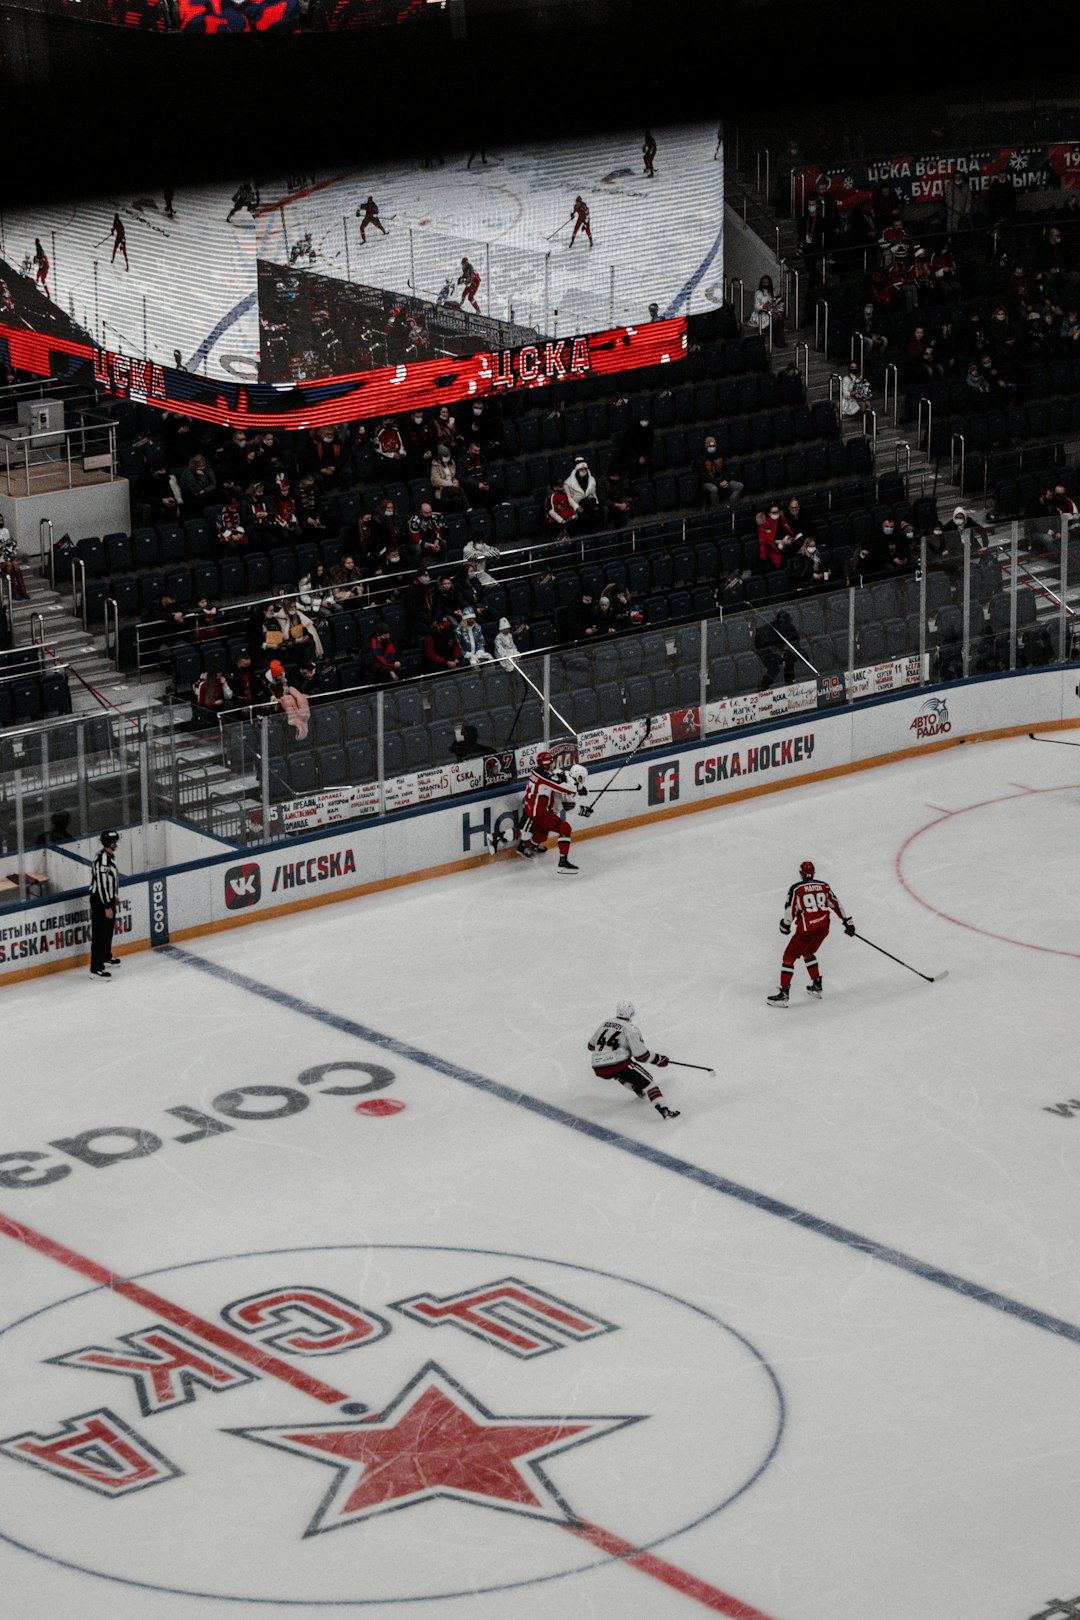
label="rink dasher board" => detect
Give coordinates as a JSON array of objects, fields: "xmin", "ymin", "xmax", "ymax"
[{"xmin": 0, "ymin": 664, "xmax": 1076, "ymax": 987}]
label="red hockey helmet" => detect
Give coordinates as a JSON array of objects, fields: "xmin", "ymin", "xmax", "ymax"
[
  {"xmin": 536, "ymin": 750, "xmax": 554, "ymax": 771},
  {"xmin": 799, "ymin": 860, "xmax": 815, "ymax": 879}
]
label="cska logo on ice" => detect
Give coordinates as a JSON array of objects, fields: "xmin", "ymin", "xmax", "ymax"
[
  {"xmin": 0, "ymin": 1244, "xmax": 783, "ymax": 1604},
  {"xmin": 909, "ymin": 697, "xmax": 952, "ymax": 740}
]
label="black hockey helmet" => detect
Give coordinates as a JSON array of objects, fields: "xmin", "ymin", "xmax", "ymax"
[{"xmin": 100, "ymin": 830, "xmax": 121, "ymax": 847}]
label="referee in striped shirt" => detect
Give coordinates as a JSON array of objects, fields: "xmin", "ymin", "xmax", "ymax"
[{"xmin": 89, "ymin": 830, "xmax": 122, "ymax": 979}]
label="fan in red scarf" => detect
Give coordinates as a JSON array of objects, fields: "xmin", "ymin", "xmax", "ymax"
[
  {"xmin": 767, "ymin": 860, "xmax": 854, "ymax": 1006},
  {"xmin": 517, "ymin": 751, "xmax": 589, "ymax": 874}
]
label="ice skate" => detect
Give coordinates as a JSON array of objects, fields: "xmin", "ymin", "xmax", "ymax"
[
  {"xmin": 806, "ymin": 978, "xmax": 823, "ymax": 998},
  {"xmin": 656, "ymin": 1104, "xmax": 680, "ymax": 1120},
  {"xmin": 557, "ymin": 855, "xmax": 579, "ymax": 873},
  {"xmin": 767, "ymin": 987, "xmax": 789, "ymax": 1007}
]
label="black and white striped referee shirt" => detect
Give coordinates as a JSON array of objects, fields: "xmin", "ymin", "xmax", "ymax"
[{"xmin": 89, "ymin": 848, "xmax": 118, "ymax": 906}]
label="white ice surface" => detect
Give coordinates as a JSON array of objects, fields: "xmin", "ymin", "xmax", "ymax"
[
  {"xmin": 258, "ymin": 123, "xmax": 722, "ymax": 336},
  {"xmin": 1, "ymin": 190, "xmax": 258, "ymax": 375},
  {"xmin": 0, "ymin": 733, "xmax": 1078, "ymax": 1619}
]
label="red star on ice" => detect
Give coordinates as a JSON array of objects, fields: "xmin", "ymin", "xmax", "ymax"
[{"xmin": 232, "ymin": 1362, "xmax": 642, "ymax": 1535}]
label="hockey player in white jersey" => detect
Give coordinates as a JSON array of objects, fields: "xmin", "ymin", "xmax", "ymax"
[{"xmin": 587, "ymin": 1002, "xmax": 680, "ymax": 1120}]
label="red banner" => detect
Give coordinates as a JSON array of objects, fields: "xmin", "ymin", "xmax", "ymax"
[
  {"xmin": 0, "ymin": 318, "xmax": 686, "ymax": 430},
  {"xmin": 796, "ymin": 142, "xmax": 1080, "ymax": 213}
]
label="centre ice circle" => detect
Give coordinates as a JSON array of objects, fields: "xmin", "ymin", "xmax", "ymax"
[{"xmin": 0, "ymin": 1243, "xmax": 783, "ymax": 1606}]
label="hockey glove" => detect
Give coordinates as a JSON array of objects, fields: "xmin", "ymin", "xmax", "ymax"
[
  {"xmin": 779, "ymin": 919, "xmax": 792, "ymax": 935},
  {"xmin": 844, "ymin": 918, "xmax": 856, "ymax": 936},
  {"xmin": 650, "ymin": 1053, "xmax": 669, "ymax": 1067}
]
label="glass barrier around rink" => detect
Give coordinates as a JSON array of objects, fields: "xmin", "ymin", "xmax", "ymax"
[{"xmin": 0, "ymin": 707, "xmax": 153, "ymax": 906}]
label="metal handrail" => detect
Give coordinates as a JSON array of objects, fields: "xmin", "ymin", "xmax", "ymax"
[
  {"xmin": 883, "ymin": 364, "xmax": 899, "ymax": 425},
  {"xmin": 0, "ymin": 570, "xmax": 12, "ymax": 641},
  {"xmin": 864, "ymin": 408, "xmax": 877, "ymax": 458},
  {"xmin": 794, "ymin": 342, "xmax": 809, "ymax": 392},
  {"xmin": 38, "ymin": 518, "xmax": 53, "ymax": 585},
  {"xmin": 726, "ymin": 277, "xmax": 745, "ymax": 325},
  {"xmin": 894, "ymin": 442, "xmax": 911, "ymax": 481},
  {"xmin": 814, "ymin": 300, "xmax": 828, "ymax": 356},
  {"xmin": 827, "ymin": 373, "xmax": 843, "ymax": 410},
  {"xmin": 850, "ymin": 331, "xmax": 865, "ymax": 371},
  {"xmin": 917, "ymin": 397, "xmax": 933, "ymax": 456},
  {"xmin": 73, "ymin": 555, "xmax": 87, "ymax": 626},
  {"xmin": 950, "ymin": 432, "xmax": 966, "ymax": 495},
  {"xmin": 104, "ymin": 596, "xmax": 120, "ymax": 665},
  {"xmin": 29, "ymin": 612, "xmax": 44, "ymax": 646},
  {"xmin": 783, "ymin": 263, "xmax": 800, "ymax": 333},
  {"xmin": 0, "ymin": 419, "xmax": 117, "ymax": 498}
]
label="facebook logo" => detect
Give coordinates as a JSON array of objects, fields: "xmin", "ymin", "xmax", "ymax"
[{"xmin": 647, "ymin": 762, "xmax": 680, "ymax": 805}]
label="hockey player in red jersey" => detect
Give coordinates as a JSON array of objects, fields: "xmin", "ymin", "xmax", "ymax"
[
  {"xmin": 110, "ymin": 214, "xmax": 129, "ymax": 271},
  {"xmin": 356, "ymin": 196, "xmax": 387, "ymax": 243},
  {"xmin": 33, "ymin": 240, "xmax": 49, "ymax": 299},
  {"xmin": 588, "ymin": 1002, "xmax": 680, "ymax": 1120},
  {"xmin": 458, "ymin": 257, "xmax": 481, "ymax": 312},
  {"xmin": 642, "ymin": 130, "xmax": 657, "ymax": 178},
  {"xmin": 767, "ymin": 860, "xmax": 854, "ymax": 1005},
  {"xmin": 518, "ymin": 750, "xmax": 589, "ymax": 873},
  {"xmin": 569, "ymin": 197, "xmax": 593, "ymax": 248}
]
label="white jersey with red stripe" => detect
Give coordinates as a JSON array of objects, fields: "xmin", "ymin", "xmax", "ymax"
[
  {"xmin": 783, "ymin": 878, "xmax": 848, "ymax": 935},
  {"xmin": 587, "ymin": 1016, "xmax": 649, "ymax": 1072},
  {"xmin": 523, "ymin": 767, "xmax": 576, "ymax": 821}
]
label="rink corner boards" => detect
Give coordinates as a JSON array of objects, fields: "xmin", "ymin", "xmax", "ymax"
[{"xmin": 1, "ymin": 666, "xmax": 1078, "ymax": 988}]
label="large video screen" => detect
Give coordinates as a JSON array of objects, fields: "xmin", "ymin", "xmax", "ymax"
[
  {"xmin": 0, "ymin": 0, "xmax": 452, "ymax": 29},
  {"xmin": 0, "ymin": 122, "xmax": 722, "ymax": 426}
]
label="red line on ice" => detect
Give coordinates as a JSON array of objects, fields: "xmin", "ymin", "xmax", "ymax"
[
  {"xmin": 0, "ymin": 1213, "xmax": 783, "ymax": 1616},
  {"xmin": 0, "ymin": 1211, "xmax": 351, "ymax": 1405},
  {"xmin": 896, "ymin": 784, "xmax": 1080, "ymax": 958},
  {"xmin": 569, "ymin": 1521, "xmax": 778, "ymax": 1617}
]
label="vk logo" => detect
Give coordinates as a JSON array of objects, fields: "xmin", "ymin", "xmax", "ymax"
[
  {"xmin": 224, "ymin": 864, "xmax": 262, "ymax": 910},
  {"xmin": 647, "ymin": 762, "xmax": 680, "ymax": 805}
]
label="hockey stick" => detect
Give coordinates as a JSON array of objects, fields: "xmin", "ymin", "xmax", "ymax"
[
  {"xmin": 504, "ymin": 657, "xmax": 576, "ymax": 738},
  {"xmin": 1028, "ymin": 732, "xmax": 1080, "ymax": 747},
  {"xmin": 578, "ymin": 717, "xmax": 652, "ymax": 819},
  {"xmin": 546, "ymin": 218, "xmax": 573, "ymax": 241},
  {"xmin": 770, "ymin": 623, "xmax": 819, "ymax": 676},
  {"xmin": 665, "ymin": 1059, "xmax": 716, "ymax": 1074},
  {"xmin": 585, "ymin": 785, "xmax": 641, "ymax": 794},
  {"xmin": 852, "ymin": 931, "xmax": 947, "ymax": 984}
]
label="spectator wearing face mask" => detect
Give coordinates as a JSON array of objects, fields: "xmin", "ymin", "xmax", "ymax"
[
  {"xmin": 698, "ymin": 437, "xmax": 744, "ymax": 507},
  {"xmin": 308, "ymin": 426, "xmax": 349, "ymax": 491},
  {"xmin": 401, "ymin": 409, "xmax": 436, "ymax": 476},
  {"xmin": 423, "ymin": 615, "xmax": 463, "ymax": 672},
  {"xmin": 942, "ymin": 506, "xmax": 992, "ymax": 555},
  {"xmin": 493, "ymin": 617, "xmax": 520, "ymax": 659},
  {"xmin": 462, "ymin": 534, "xmax": 500, "ymax": 584},
  {"xmin": 619, "ymin": 412, "xmax": 654, "ymax": 477},
  {"xmin": 757, "ymin": 504, "xmax": 797, "ymax": 570},
  {"xmin": 564, "ymin": 457, "xmax": 601, "ymax": 531},
  {"xmin": 456, "ymin": 607, "xmax": 493, "ymax": 665},
  {"xmin": 404, "ymin": 570, "xmax": 439, "ymax": 639},
  {"xmin": 430, "ymin": 443, "xmax": 469, "ymax": 511},
  {"xmin": 546, "ymin": 479, "xmax": 579, "ymax": 540}
]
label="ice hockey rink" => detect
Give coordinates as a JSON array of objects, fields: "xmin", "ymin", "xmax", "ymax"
[
  {"xmin": 255, "ymin": 122, "xmax": 723, "ymax": 336},
  {"xmin": 0, "ymin": 729, "xmax": 1078, "ymax": 1620}
]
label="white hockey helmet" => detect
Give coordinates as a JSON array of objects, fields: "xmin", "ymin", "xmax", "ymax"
[{"xmin": 615, "ymin": 1001, "xmax": 635, "ymax": 1020}]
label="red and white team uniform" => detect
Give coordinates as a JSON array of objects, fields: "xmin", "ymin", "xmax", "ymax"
[
  {"xmin": 768, "ymin": 860, "xmax": 854, "ymax": 1005},
  {"xmin": 518, "ymin": 751, "xmax": 588, "ymax": 872},
  {"xmin": 570, "ymin": 197, "xmax": 592, "ymax": 248},
  {"xmin": 587, "ymin": 1002, "xmax": 679, "ymax": 1120},
  {"xmin": 458, "ymin": 258, "xmax": 481, "ymax": 311},
  {"xmin": 357, "ymin": 197, "xmax": 387, "ymax": 243},
  {"xmin": 111, "ymin": 215, "xmax": 129, "ymax": 270},
  {"xmin": 33, "ymin": 242, "xmax": 49, "ymax": 298}
]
